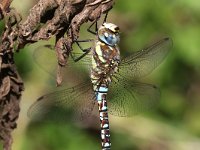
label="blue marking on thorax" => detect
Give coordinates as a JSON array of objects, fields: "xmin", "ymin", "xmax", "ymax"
[{"xmin": 96, "ymin": 86, "xmax": 108, "ymax": 101}]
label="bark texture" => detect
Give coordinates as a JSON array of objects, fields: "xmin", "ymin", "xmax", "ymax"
[{"xmin": 0, "ymin": 0, "xmax": 114, "ymax": 149}]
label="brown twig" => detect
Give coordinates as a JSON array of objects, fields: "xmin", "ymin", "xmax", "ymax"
[
  {"xmin": 0, "ymin": 3, "xmax": 24, "ymax": 150},
  {"xmin": 0, "ymin": 0, "xmax": 115, "ymax": 149},
  {"xmin": 0, "ymin": 0, "xmax": 13, "ymax": 20}
]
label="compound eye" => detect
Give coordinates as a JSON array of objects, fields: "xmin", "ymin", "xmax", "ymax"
[
  {"xmin": 104, "ymin": 34, "xmax": 114, "ymax": 45},
  {"xmin": 98, "ymin": 31, "xmax": 119, "ymax": 46},
  {"xmin": 104, "ymin": 32, "xmax": 109, "ymax": 37},
  {"xmin": 108, "ymin": 34, "xmax": 119, "ymax": 46}
]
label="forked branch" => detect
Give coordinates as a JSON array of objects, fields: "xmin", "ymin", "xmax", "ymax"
[{"xmin": 0, "ymin": 0, "xmax": 115, "ymax": 150}]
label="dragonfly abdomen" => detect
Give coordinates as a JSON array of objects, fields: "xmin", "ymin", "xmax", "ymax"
[{"xmin": 96, "ymin": 86, "xmax": 111, "ymax": 149}]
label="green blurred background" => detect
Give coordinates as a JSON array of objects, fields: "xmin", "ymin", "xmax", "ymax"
[{"xmin": 2, "ymin": 0, "xmax": 200, "ymax": 149}]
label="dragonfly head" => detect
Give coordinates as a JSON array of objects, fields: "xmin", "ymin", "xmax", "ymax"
[{"xmin": 98, "ymin": 22, "xmax": 120, "ymax": 46}]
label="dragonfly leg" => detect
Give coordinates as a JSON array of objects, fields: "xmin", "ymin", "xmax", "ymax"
[
  {"xmin": 75, "ymin": 39, "xmax": 93, "ymax": 52},
  {"xmin": 87, "ymin": 20, "xmax": 98, "ymax": 35},
  {"xmin": 103, "ymin": 12, "xmax": 108, "ymax": 23},
  {"xmin": 70, "ymin": 47, "xmax": 92, "ymax": 62},
  {"xmin": 71, "ymin": 39, "xmax": 93, "ymax": 61},
  {"xmin": 70, "ymin": 38, "xmax": 93, "ymax": 62},
  {"xmin": 87, "ymin": 12, "xmax": 109, "ymax": 35}
]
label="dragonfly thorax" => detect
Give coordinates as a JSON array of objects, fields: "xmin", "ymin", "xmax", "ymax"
[
  {"xmin": 98, "ymin": 22, "xmax": 120, "ymax": 46},
  {"xmin": 91, "ymin": 23, "xmax": 121, "ymax": 91}
]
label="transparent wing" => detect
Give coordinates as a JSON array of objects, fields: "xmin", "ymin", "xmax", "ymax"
[
  {"xmin": 107, "ymin": 79, "xmax": 160, "ymax": 117},
  {"xmin": 28, "ymin": 82, "xmax": 96, "ymax": 123},
  {"xmin": 33, "ymin": 44, "xmax": 92, "ymax": 77},
  {"xmin": 119, "ymin": 37, "xmax": 172, "ymax": 79},
  {"xmin": 33, "ymin": 45, "xmax": 57, "ymax": 76}
]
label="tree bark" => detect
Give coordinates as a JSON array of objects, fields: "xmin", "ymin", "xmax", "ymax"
[{"xmin": 0, "ymin": 0, "xmax": 114, "ymax": 149}]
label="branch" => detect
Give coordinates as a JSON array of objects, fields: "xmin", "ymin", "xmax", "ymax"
[
  {"xmin": 0, "ymin": 0, "xmax": 115, "ymax": 149},
  {"xmin": 0, "ymin": 1, "xmax": 24, "ymax": 150}
]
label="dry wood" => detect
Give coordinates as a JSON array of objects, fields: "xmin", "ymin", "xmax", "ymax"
[{"xmin": 0, "ymin": 0, "xmax": 115, "ymax": 149}]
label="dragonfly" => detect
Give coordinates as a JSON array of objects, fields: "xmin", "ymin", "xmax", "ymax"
[{"xmin": 28, "ymin": 22, "xmax": 172, "ymax": 150}]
